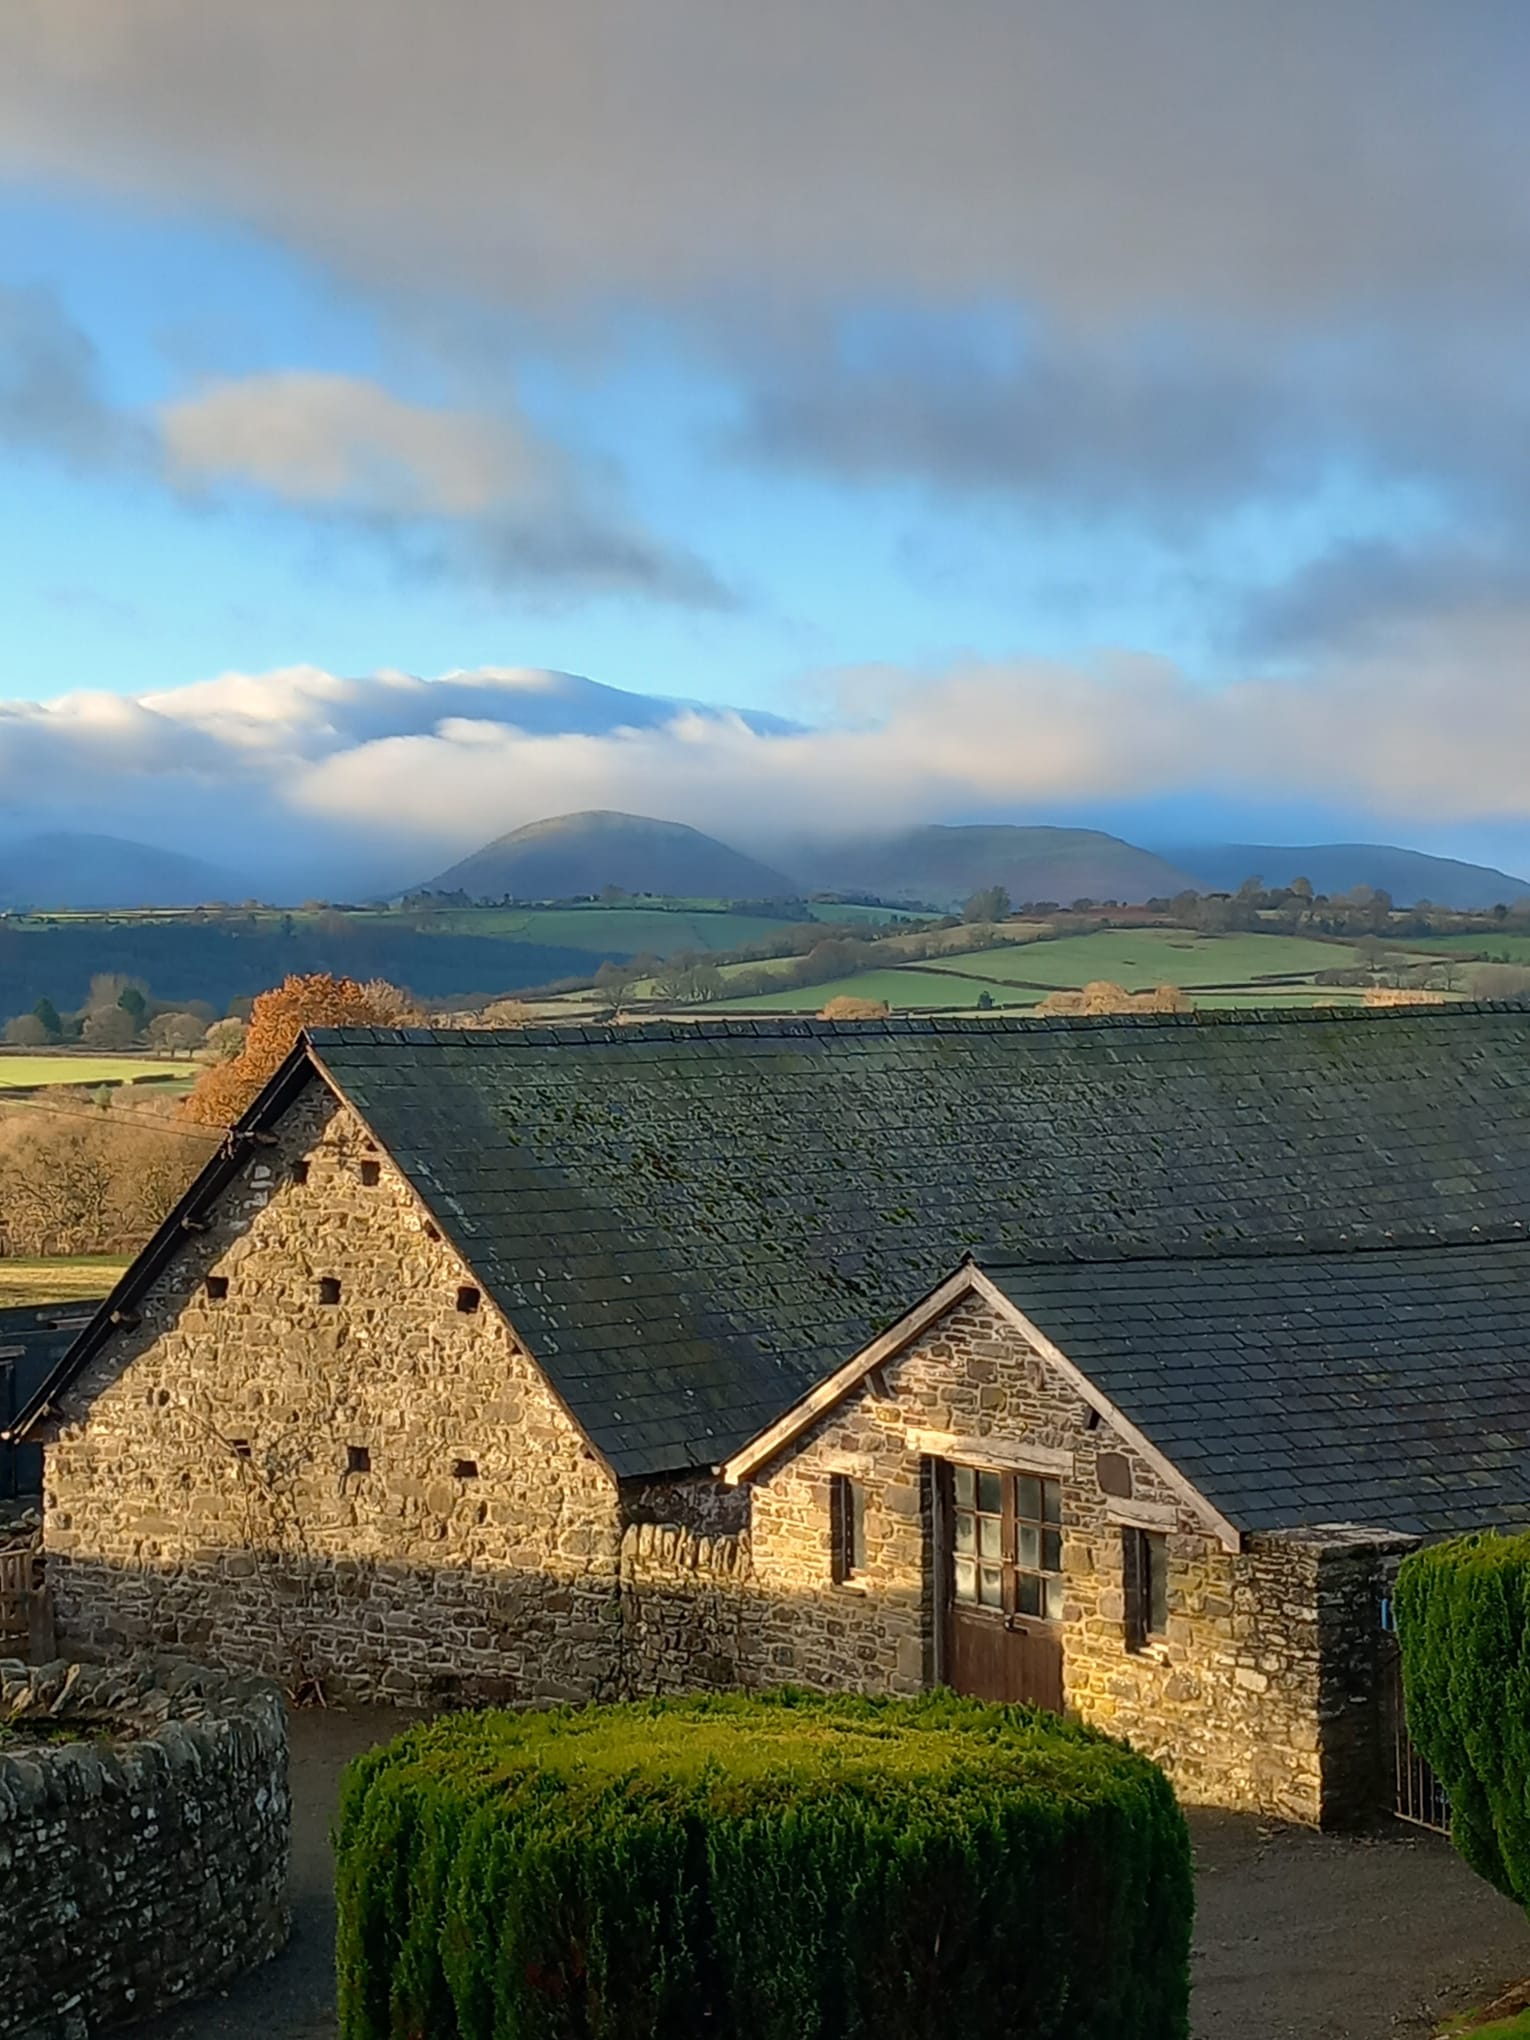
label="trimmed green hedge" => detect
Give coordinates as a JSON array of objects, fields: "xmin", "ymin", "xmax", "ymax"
[
  {"xmin": 335, "ymin": 1689, "xmax": 1192, "ymax": 2040},
  {"xmin": 1396, "ymin": 1532, "xmax": 1530, "ymax": 1907}
]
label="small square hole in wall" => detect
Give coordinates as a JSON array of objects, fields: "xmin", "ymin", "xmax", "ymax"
[
  {"xmin": 456, "ymin": 1285, "xmax": 481, "ymax": 1314},
  {"xmin": 452, "ymin": 1458, "xmax": 479, "ymax": 1480},
  {"xmin": 360, "ymin": 1159, "xmax": 381, "ymax": 1187},
  {"xmin": 292, "ymin": 1159, "xmax": 310, "ymax": 1185},
  {"xmin": 205, "ymin": 1274, "xmax": 229, "ymax": 1301},
  {"xmin": 318, "ymin": 1276, "xmax": 342, "ymax": 1305},
  {"xmin": 230, "ymin": 1438, "xmax": 252, "ymax": 1461},
  {"xmin": 423, "ymin": 1221, "xmax": 440, "ymax": 1241},
  {"xmin": 346, "ymin": 1443, "xmax": 371, "ymax": 1474}
]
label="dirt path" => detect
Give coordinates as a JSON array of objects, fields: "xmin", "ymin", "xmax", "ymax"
[{"xmin": 131, "ymin": 1707, "xmax": 1530, "ymax": 2039}]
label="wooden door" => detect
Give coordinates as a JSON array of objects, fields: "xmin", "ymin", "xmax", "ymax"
[{"xmin": 941, "ymin": 1462, "xmax": 1064, "ymax": 1711}]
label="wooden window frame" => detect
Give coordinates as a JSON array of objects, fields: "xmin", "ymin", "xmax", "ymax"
[
  {"xmin": 1124, "ymin": 1527, "xmax": 1170, "ymax": 1651},
  {"xmin": 829, "ymin": 1473, "xmax": 868, "ymax": 1584},
  {"xmin": 948, "ymin": 1465, "xmax": 1064, "ymax": 1623}
]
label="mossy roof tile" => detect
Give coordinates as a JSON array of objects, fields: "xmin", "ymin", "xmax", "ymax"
[{"xmin": 305, "ymin": 1008, "xmax": 1530, "ymax": 1480}]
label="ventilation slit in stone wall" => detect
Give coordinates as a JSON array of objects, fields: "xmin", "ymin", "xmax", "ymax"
[
  {"xmin": 452, "ymin": 1458, "xmax": 479, "ymax": 1480},
  {"xmin": 346, "ymin": 1444, "xmax": 371, "ymax": 1474},
  {"xmin": 318, "ymin": 1276, "xmax": 342, "ymax": 1305},
  {"xmin": 456, "ymin": 1285, "xmax": 481, "ymax": 1314},
  {"xmin": 205, "ymin": 1274, "xmax": 229, "ymax": 1301},
  {"xmin": 230, "ymin": 1438, "xmax": 252, "ymax": 1460},
  {"xmin": 360, "ymin": 1160, "xmax": 381, "ymax": 1186},
  {"xmin": 292, "ymin": 1159, "xmax": 310, "ymax": 1185}
]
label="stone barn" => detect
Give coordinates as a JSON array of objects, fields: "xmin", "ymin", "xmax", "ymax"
[{"xmin": 12, "ymin": 1007, "xmax": 1530, "ymax": 1823}]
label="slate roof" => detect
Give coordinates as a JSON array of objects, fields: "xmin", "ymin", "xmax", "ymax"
[
  {"xmin": 297, "ymin": 1005, "xmax": 1530, "ymax": 1479},
  {"xmin": 980, "ymin": 1238, "xmax": 1530, "ymax": 1537}
]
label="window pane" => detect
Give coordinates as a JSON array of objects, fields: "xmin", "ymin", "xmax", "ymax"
[
  {"xmin": 1016, "ymin": 1474, "xmax": 1041, "ymax": 1522},
  {"xmin": 848, "ymin": 1481, "xmax": 868, "ymax": 1575},
  {"xmin": 1044, "ymin": 1574, "xmax": 1066, "ymax": 1621},
  {"xmin": 954, "ymin": 1510, "xmax": 976, "ymax": 1555},
  {"xmin": 1017, "ymin": 1573, "xmax": 1042, "ymax": 1617},
  {"xmin": 954, "ymin": 1556, "xmax": 977, "ymax": 1604},
  {"xmin": 978, "ymin": 1514, "xmax": 1002, "ymax": 1559},
  {"xmin": 1041, "ymin": 1479, "xmax": 1062, "ymax": 1525},
  {"xmin": 979, "ymin": 1565, "xmax": 1004, "ymax": 1608},
  {"xmin": 953, "ymin": 1464, "xmax": 975, "ymax": 1508},
  {"xmin": 977, "ymin": 1469, "xmax": 1003, "ymax": 1515},
  {"xmin": 1147, "ymin": 1534, "xmax": 1169, "ymax": 1635},
  {"xmin": 1017, "ymin": 1523, "xmax": 1040, "ymax": 1570},
  {"xmin": 1042, "ymin": 1527, "xmax": 1062, "ymax": 1574}
]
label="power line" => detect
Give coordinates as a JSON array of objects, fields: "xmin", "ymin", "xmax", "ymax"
[{"xmin": 0, "ymin": 1094, "xmax": 222, "ymax": 1140}]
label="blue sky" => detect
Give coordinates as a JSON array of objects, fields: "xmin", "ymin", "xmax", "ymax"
[{"xmin": 3, "ymin": 3, "xmax": 1530, "ymax": 884}]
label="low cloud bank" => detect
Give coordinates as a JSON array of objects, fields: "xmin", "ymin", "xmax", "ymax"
[{"xmin": 1, "ymin": 643, "xmax": 1528, "ymax": 896}]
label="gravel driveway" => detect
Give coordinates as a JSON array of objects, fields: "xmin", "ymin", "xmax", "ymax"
[{"xmin": 130, "ymin": 1706, "xmax": 1530, "ymax": 2040}]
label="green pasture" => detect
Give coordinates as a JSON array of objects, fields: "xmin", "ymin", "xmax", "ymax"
[
  {"xmin": 0, "ymin": 1055, "xmax": 186, "ymax": 1090},
  {"xmin": 1410, "ymin": 932, "xmax": 1530, "ymax": 963},
  {"xmin": 933, "ymin": 928, "xmax": 1397, "ymax": 989},
  {"xmin": 0, "ymin": 1255, "xmax": 127, "ymax": 1305},
  {"xmin": 715, "ymin": 968, "xmax": 1044, "ymax": 1013}
]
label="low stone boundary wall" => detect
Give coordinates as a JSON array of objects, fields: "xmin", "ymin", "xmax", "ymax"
[{"xmin": 0, "ymin": 1658, "xmax": 290, "ymax": 2038}]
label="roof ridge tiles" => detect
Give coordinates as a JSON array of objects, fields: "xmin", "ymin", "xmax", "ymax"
[{"xmin": 304, "ymin": 1001, "xmax": 1530, "ymax": 1049}]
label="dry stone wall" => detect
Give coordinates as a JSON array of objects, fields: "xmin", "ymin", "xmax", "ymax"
[
  {"xmin": 44, "ymin": 1082, "xmax": 624, "ymax": 1708},
  {"xmin": 744, "ymin": 1293, "xmax": 1404, "ymax": 1823},
  {"xmin": 0, "ymin": 1657, "xmax": 288, "ymax": 2039}
]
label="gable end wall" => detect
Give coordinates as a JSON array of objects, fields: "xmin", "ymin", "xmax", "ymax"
[
  {"xmin": 743, "ymin": 1295, "xmax": 1396, "ymax": 1824},
  {"xmin": 43, "ymin": 1081, "xmax": 624, "ymax": 1706}
]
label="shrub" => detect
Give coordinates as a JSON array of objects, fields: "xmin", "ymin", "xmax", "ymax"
[
  {"xmin": 1396, "ymin": 1533, "xmax": 1530, "ymax": 1907},
  {"xmin": 335, "ymin": 1689, "xmax": 1192, "ymax": 2040}
]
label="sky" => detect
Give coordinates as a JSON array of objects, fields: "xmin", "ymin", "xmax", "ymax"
[{"xmin": 3, "ymin": 2, "xmax": 1530, "ymax": 887}]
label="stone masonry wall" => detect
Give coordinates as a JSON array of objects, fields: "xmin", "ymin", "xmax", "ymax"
[
  {"xmin": 44, "ymin": 1081, "xmax": 625, "ymax": 1707},
  {"xmin": 743, "ymin": 1294, "xmax": 1398, "ymax": 1823},
  {"xmin": 0, "ymin": 1657, "xmax": 288, "ymax": 2040}
]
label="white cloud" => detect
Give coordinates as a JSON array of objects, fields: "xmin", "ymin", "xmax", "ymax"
[
  {"xmin": 2, "ymin": 645, "xmax": 1529, "ymax": 894},
  {"xmin": 160, "ymin": 372, "xmax": 557, "ymax": 516},
  {"xmin": 0, "ymin": 299, "xmax": 728, "ymax": 605}
]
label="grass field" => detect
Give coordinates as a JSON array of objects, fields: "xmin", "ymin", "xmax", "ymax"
[
  {"xmin": 0, "ymin": 1255, "xmax": 127, "ymax": 1305},
  {"xmin": 933, "ymin": 929, "xmax": 1390, "ymax": 990},
  {"xmin": 0, "ymin": 1055, "xmax": 186, "ymax": 1090},
  {"xmin": 708, "ymin": 925, "xmax": 1438, "ymax": 1016},
  {"xmin": 717, "ymin": 968, "xmax": 1044, "ymax": 1013},
  {"xmin": 1412, "ymin": 932, "xmax": 1530, "ymax": 963}
]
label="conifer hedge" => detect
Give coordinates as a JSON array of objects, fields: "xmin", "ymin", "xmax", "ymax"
[
  {"xmin": 334, "ymin": 1689, "xmax": 1192, "ymax": 2040},
  {"xmin": 1396, "ymin": 1531, "xmax": 1530, "ymax": 1907}
]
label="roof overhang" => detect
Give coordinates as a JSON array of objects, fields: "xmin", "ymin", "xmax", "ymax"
[{"xmin": 721, "ymin": 1259, "xmax": 1244, "ymax": 1552}]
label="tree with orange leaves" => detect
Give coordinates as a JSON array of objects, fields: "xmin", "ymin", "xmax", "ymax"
[{"xmin": 182, "ymin": 973, "xmax": 416, "ymax": 1127}]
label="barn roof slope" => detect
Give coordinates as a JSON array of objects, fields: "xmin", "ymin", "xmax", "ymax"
[
  {"xmin": 981, "ymin": 1236, "xmax": 1530, "ymax": 1537},
  {"xmin": 299, "ymin": 1005, "xmax": 1530, "ymax": 1478}
]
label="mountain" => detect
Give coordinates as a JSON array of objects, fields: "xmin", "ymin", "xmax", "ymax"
[
  {"xmin": 419, "ymin": 811, "xmax": 796, "ymax": 902},
  {"xmin": 0, "ymin": 832, "xmax": 247, "ymax": 910},
  {"xmin": 1160, "ymin": 842, "xmax": 1530, "ymax": 910},
  {"xmin": 802, "ymin": 825, "xmax": 1199, "ymax": 910}
]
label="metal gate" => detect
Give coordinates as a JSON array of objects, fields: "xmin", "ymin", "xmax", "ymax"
[{"xmin": 1384, "ymin": 1643, "xmax": 1450, "ymax": 1835}]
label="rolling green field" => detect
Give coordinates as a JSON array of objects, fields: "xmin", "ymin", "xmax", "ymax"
[
  {"xmin": 409, "ymin": 905, "xmax": 803, "ymax": 953},
  {"xmin": 718, "ymin": 968, "xmax": 1042, "ymax": 1013},
  {"xmin": 934, "ymin": 928, "xmax": 1384, "ymax": 989},
  {"xmin": 0, "ymin": 1255, "xmax": 127, "ymax": 1305},
  {"xmin": 1410, "ymin": 932, "xmax": 1530, "ymax": 963},
  {"xmin": 0, "ymin": 1055, "xmax": 187, "ymax": 1090},
  {"xmin": 709, "ymin": 925, "xmax": 1440, "ymax": 1016}
]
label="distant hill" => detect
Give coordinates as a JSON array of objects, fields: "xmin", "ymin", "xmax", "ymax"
[
  {"xmin": 1161, "ymin": 842, "xmax": 1530, "ymax": 910},
  {"xmin": 420, "ymin": 811, "xmax": 795, "ymax": 903},
  {"xmin": 0, "ymin": 833, "xmax": 246, "ymax": 911},
  {"xmin": 804, "ymin": 825, "xmax": 1199, "ymax": 910}
]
